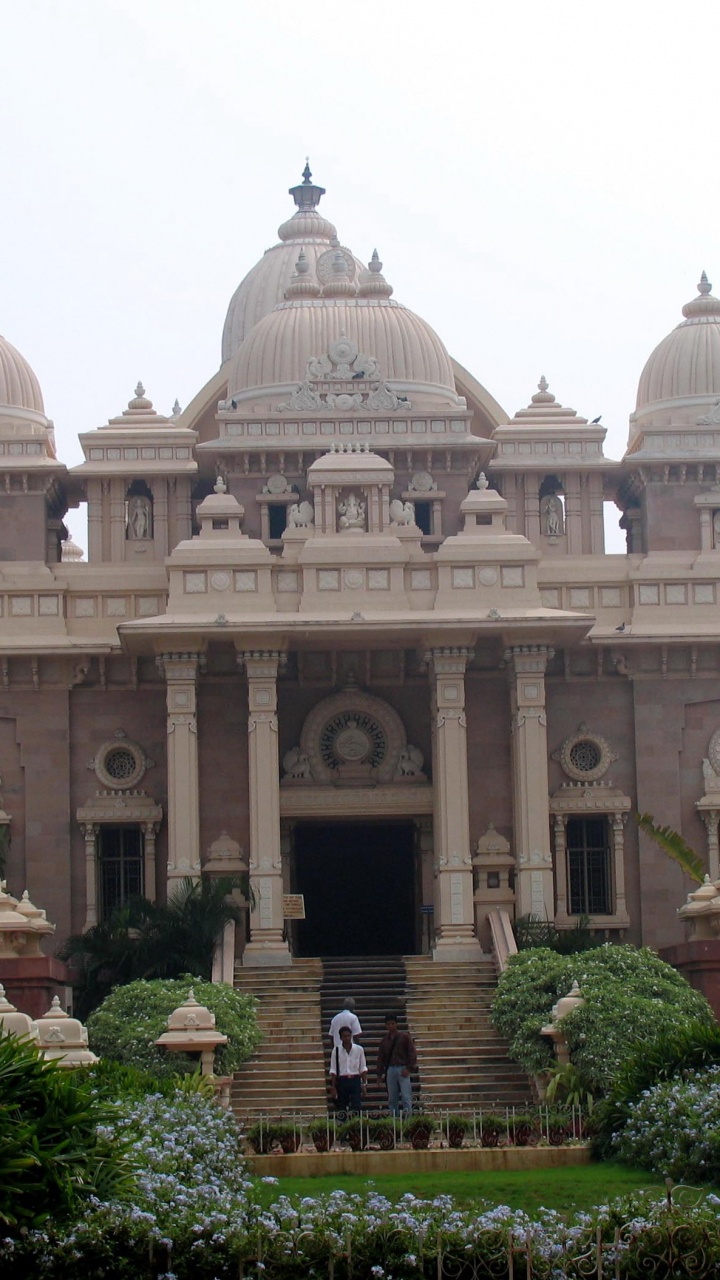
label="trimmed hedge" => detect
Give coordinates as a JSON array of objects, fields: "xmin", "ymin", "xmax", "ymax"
[{"xmin": 86, "ymin": 975, "xmax": 260, "ymax": 1078}]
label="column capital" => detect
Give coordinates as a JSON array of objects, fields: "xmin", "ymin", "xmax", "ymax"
[
  {"xmin": 237, "ymin": 650, "xmax": 285, "ymax": 678},
  {"xmin": 504, "ymin": 644, "xmax": 554, "ymax": 673},
  {"xmin": 424, "ymin": 646, "xmax": 474, "ymax": 675},
  {"xmin": 156, "ymin": 652, "xmax": 204, "ymax": 682}
]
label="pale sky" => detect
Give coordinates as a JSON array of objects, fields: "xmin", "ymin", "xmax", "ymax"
[{"xmin": 2, "ymin": 0, "xmax": 719, "ymax": 552}]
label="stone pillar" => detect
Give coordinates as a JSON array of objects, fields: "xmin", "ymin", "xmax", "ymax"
[
  {"xmin": 158, "ymin": 652, "xmax": 202, "ymax": 887},
  {"xmin": 142, "ymin": 820, "xmax": 159, "ymax": 902},
  {"xmin": 553, "ymin": 815, "xmax": 568, "ymax": 918},
  {"xmin": 564, "ymin": 474, "xmax": 582, "ymax": 554},
  {"xmin": 701, "ymin": 809, "xmax": 720, "ymax": 880},
  {"xmin": 427, "ymin": 647, "xmax": 482, "ymax": 960},
  {"xmin": 238, "ymin": 650, "xmax": 290, "ymax": 966},
  {"xmin": 81, "ymin": 822, "xmax": 99, "ymax": 930},
  {"xmin": 506, "ymin": 645, "xmax": 554, "ymax": 919}
]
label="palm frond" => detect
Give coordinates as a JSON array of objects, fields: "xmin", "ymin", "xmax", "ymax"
[{"xmin": 636, "ymin": 813, "xmax": 706, "ymax": 884}]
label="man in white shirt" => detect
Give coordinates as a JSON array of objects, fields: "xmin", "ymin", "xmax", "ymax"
[
  {"xmin": 329, "ymin": 1024, "xmax": 368, "ymax": 1113},
  {"xmin": 328, "ymin": 997, "xmax": 362, "ymax": 1048}
]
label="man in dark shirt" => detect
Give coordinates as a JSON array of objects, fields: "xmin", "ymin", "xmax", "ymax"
[{"xmin": 376, "ymin": 1012, "xmax": 417, "ymax": 1116}]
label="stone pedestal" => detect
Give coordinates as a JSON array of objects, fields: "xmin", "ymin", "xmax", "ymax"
[
  {"xmin": 158, "ymin": 652, "xmax": 202, "ymax": 886},
  {"xmin": 0, "ymin": 955, "xmax": 73, "ymax": 1021},
  {"xmin": 238, "ymin": 650, "xmax": 291, "ymax": 966},
  {"xmin": 427, "ymin": 648, "xmax": 482, "ymax": 961},
  {"xmin": 506, "ymin": 645, "xmax": 554, "ymax": 920},
  {"xmin": 660, "ymin": 940, "xmax": 720, "ymax": 1021}
]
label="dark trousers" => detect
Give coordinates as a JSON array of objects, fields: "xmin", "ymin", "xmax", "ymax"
[{"xmin": 336, "ymin": 1074, "xmax": 362, "ymax": 1112}]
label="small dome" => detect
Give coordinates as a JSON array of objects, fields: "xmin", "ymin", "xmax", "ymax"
[
  {"xmin": 221, "ymin": 164, "xmax": 363, "ymax": 363},
  {"xmin": 228, "ymin": 296, "xmax": 457, "ymax": 404},
  {"xmin": 636, "ymin": 273, "xmax": 720, "ymax": 414},
  {"xmin": 0, "ymin": 333, "xmax": 44, "ymax": 414}
]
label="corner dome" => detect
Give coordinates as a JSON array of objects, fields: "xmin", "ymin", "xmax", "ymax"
[
  {"xmin": 221, "ymin": 163, "xmax": 364, "ymax": 364},
  {"xmin": 227, "ymin": 295, "xmax": 459, "ymax": 407},
  {"xmin": 635, "ymin": 273, "xmax": 720, "ymax": 416},
  {"xmin": 0, "ymin": 333, "xmax": 44, "ymax": 414}
]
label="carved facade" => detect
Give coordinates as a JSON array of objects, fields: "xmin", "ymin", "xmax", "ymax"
[{"xmin": 2, "ymin": 166, "xmax": 720, "ymax": 964}]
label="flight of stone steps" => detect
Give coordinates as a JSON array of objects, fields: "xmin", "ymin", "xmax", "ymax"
[
  {"xmin": 319, "ymin": 955, "xmax": 419, "ymax": 1109},
  {"xmin": 231, "ymin": 959, "xmax": 327, "ymax": 1118},
  {"xmin": 230, "ymin": 954, "xmax": 532, "ymax": 1117},
  {"xmin": 404, "ymin": 956, "xmax": 533, "ymax": 1109}
]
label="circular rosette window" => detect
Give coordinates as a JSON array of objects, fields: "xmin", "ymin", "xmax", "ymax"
[
  {"xmin": 93, "ymin": 737, "xmax": 148, "ymax": 790},
  {"xmin": 319, "ymin": 711, "xmax": 387, "ymax": 771},
  {"xmin": 556, "ymin": 727, "xmax": 615, "ymax": 783}
]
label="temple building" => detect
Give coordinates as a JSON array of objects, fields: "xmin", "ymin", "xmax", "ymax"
[{"xmin": 2, "ymin": 163, "xmax": 720, "ymax": 967}]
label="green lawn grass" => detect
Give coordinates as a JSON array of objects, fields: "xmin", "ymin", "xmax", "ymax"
[{"xmin": 255, "ymin": 1161, "xmax": 664, "ymax": 1216}]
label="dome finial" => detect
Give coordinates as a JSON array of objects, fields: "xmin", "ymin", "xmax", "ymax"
[
  {"xmin": 135, "ymin": 381, "xmax": 145, "ymax": 398},
  {"xmin": 284, "ymin": 247, "xmax": 321, "ymax": 299},
  {"xmin": 699, "ymin": 271, "xmax": 712, "ymax": 296},
  {"xmin": 358, "ymin": 249, "xmax": 393, "ymax": 298},
  {"xmin": 289, "ymin": 160, "xmax": 326, "ymax": 212},
  {"xmin": 538, "ymin": 375, "xmax": 549, "ymax": 393}
]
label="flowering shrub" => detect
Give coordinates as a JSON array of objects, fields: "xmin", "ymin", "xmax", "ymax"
[
  {"xmin": 87, "ymin": 975, "xmax": 261, "ymax": 1077},
  {"xmin": 614, "ymin": 1064, "xmax": 720, "ymax": 1182},
  {"xmin": 2, "ymin": 1183, "xmax": 720, "ymax": 1278},
  {"xmin": 492, "ymin": 944, "xmax": 713, "ymax": 1091}
]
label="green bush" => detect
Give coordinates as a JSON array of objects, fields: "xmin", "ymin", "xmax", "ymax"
[
  {"xmin": 492, "ymin": 944, "xmax": 714, "ymax": 1092},
  {"xmin": 0, "ymin": 1033, "xmax": 132, "ymax": 1230},
  {"xmin": 86, "ymin": 975, "xmax": 260, "ymax": 1078}
]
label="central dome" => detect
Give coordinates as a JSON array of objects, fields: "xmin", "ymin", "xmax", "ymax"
[{"xmin": 221, "ymin": 164, "xmax": 364, "ymax": 364}]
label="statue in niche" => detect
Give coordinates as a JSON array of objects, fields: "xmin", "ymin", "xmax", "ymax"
[
  {"xmin": 337, "ymin": 492, "xmax": 366, "ymax": 532},
  {"xmin": 287, "ymin": 500, "xmax": 314, "ymax": 529},
  {"xmin": 540, "ymin": 493, "xmax": 564, "ymax": 537},
  {"xmin": 713, "ymin": 510, "xmax": 720, "ymax": 549},
  {"xmin": 127, "ymin": 495, "xmax": 152, "ymax": 540}
]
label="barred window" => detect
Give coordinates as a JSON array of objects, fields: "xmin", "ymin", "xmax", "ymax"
[
  {"xmin": 566, "ymin": 817, "xmax": 612, "ymax": 916},
  {"xmin": 98, "ymin": 826, "xmax": 144, "ymax": 920}
]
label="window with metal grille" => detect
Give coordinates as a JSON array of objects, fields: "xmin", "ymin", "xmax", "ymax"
[
  {"xmin": 98, "ymin": 826, "xmax": 144, "ymax": 921},
  {"xmin": 566, "ymin": 817, "xmax": 612, "ymax": 915}
]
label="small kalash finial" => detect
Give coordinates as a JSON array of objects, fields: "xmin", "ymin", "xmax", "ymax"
[
  {"xmin": 289, "ymin": 159, "xmax": 326, "ymax": 211},
  {"xmin": 135, "ymin": 381, "xmax": 145, "ymax": 398},
  {"xmin": 295, "ymin": 249, "xmax": 309, "ymax": 275},
  {"xmin": 171, "ymin": 399, "xmax": 182, "ymax": 416},
  {"xmin": 214, "ymin": 475, "xmax": 227, "ymax": 494},
  {"xmin": 369, "ymin": 249, "xmax": 382, "ymax": 273},
  {"xmin": 538, "ymin": 375, "xmax": 549, "ymax": 393},
  {"xmin": 699, "ymin": 271, "xmax": 712, "ymax": 296}
]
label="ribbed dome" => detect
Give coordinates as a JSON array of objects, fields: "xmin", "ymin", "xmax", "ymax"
[
  {"xmin": 221, "ymin": 164, "xmax": 363, "ymax": 363},
  {"xmin": 0, "ymin": 333, "xmax": 44, "ymax": 413},
  {"xmin": 227, "ymin": 296, "xmax": 457, "ymax": 401},
  {"xmin": 636, "ymin": 273, "xmax": 720, "ymax": 413}
]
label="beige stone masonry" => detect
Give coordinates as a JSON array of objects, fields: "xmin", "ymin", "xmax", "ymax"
[
  {"xmin": 505, "ymin": 645, "xmax": 554, "ymax": 920},
  {"xmin": 157, "ymin": 652, "xmax": 203, "ymax": 886}
]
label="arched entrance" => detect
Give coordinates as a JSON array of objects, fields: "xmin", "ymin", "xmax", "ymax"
[{"xmin": 292, "ymin": 819, "xmax": 418, "ymax": 956}]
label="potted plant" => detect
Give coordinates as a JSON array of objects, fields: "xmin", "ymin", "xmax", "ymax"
[
  {"xmin": 403, "ymin": 1114, "xmax": 436, "ymax": 1150},
  {"xmin": 338, "ymin": 1117, "xmax": 368, "ymax": 1151},
  {"xmin": 479, "ymin": 1113, "xmax": 505, "ymax": 1148},
  {"xmin": 446, "ymin": 1115, "xmax": 469, "ymax": 1149},
  {"xmin": 273, "ymin": 1122, "xmax": 302, "ymax": 1154},
  {"xmin": 306, "ymin": 1117, "xmax": 332, "ymax": 1152},
  {"xmin": 368, "ymin": 1117, "xmax": 395, "ymax": 1150},
  {"xmin": 511, "ymin": 1112, "xmax": 539, "ymax": 1147},
  {"xmin": 247, "ymin": 1121, "xmax": 275, "ymax": 1154}
]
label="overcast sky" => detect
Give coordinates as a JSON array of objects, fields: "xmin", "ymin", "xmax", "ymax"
[{"xmin": 2, "ymin": 0, "xmax": 719, "ymax": 552}]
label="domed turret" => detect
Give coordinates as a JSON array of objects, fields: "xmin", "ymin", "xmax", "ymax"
[
  {"xmin": 630, "ymin": 273, "xmax": 720, "ymax": 447},
  {"xmin": 0, "ymin": 333, "xmax": 44, "ymax": 416},
  {"xmin": 221, "ymin": 163, "xmax": 364, "ymax": 363}
]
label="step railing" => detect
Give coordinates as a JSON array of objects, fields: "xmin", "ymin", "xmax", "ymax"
[{"xmin": 487, "ymin": 907, "xmax": 517, "ymax": 973}]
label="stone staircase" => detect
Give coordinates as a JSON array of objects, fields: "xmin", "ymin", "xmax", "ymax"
[
  {"xmin": 229, "ymin": 954, "xmax": 532, "ymax": 1117},
  {"xmin": 231, "ymin": 960, "xmax": 327, "ymax": 1118},
  {"xmin": 404, "ymin": 956, "xmax": 533, "ymax": 1109},
  {"xmin": 320, "ymin": 955, "xmax": 419, "ymax": 1109}
]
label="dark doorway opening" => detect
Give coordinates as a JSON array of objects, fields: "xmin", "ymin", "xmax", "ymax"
[{"xmin": 293, "ymin": 821, "xmax": 417, "ymax": 957}]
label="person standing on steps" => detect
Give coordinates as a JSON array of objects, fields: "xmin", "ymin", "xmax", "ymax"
[
  {"xmin": 329, "ymin": 996, "xmax": 362, "ymax": 1048},
  {"xmin": 329, "ymin": 1024, "xmax": 368, "ymax": 1114},
  {"xmin": 377, "ymin": 1012, "xmax": 417, "ymax": 1116}
]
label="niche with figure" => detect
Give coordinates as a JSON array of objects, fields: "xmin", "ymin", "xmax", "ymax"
[
  {"xmin": 539, "ymin": 476, "xmax": 565, "ymax": 538},
  {"xmin": 126, "ymin": 480, "xmax": 153, "ymax": 541}
]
